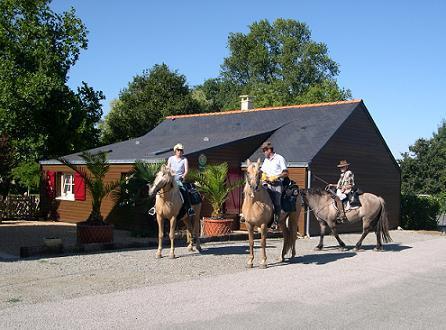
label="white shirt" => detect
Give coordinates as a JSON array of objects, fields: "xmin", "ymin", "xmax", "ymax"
[
  {"xmin": 261, "ymin": 153, "xmax": 287, "ymax": 176},
  {"xmin": 167, "ymin": 156, "xmax": 187, "ymax": 180}
]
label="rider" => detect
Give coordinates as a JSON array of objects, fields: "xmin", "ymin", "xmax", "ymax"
[
  {"xmin": 260, "ymin": 141, "xmax": 288, "ymax": 229},
  {"xmin": 330, "ymin": 160, "xmax": 355, "ymax": 222},
  {"xmin": 148, "ymin": 143, "xmax": 195, "ymax": 217},
  {"xmin": 167, "ymin": 143, "xmax": 195, "ymax": 216}
]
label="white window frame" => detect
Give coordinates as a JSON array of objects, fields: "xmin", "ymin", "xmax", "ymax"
[{"xmin": 56, "ymin": 173, "xmax": 75, "ymax": 201}]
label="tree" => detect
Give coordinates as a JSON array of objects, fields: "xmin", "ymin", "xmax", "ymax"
[
  {"xmin": 195, "ymin": 19, "xmax": 350, "ymax": 110},
  {"xmin": 399, "ymin": 120, "xmax": 446, "ymax": 195},
  {"xmin": 0, "ymin": 0, "xmax": 104, "ymax": 193},
  {"xmin": 10, "ymin": 160, "xmax": 40, "ymax": 194},
  {"xmin": 100, "ymin": 64, "xmax": 199, "ymax": 144}
]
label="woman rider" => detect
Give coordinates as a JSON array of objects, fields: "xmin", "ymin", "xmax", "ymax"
[{"xmin": 167, "ymin": 143, "xmax": 195, "ymax": 216}]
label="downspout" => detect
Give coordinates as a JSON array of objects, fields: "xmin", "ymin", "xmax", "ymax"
[{"xmin": 306, "ymin": 167, "xmax": 312, "ymax": 238}]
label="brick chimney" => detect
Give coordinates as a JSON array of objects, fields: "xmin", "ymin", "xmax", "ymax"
[{"xmin": 240, "ymin": 95, "xmax": 254, "ymax": 111}]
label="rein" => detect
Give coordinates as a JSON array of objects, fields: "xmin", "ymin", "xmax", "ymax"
[{"xmin": 155, "ymin": 181, "xmax": 175, "ymax": 197}]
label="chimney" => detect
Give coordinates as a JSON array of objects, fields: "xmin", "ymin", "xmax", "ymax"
[{"xmin": 240, "ymin": 95, "xmax": 254, "ymax": 111}]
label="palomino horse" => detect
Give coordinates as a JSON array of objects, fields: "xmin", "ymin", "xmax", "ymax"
[
  {"xmin": 242, "ymin": 159, "xmax": 301, "ymax": 268},
  {"xmin": 148, "ymin": 165, "xmax": 202, "ymax": 258},
  {"xmin": 300, "ymin": 188, "xmax": 391, "ymax": 251}
]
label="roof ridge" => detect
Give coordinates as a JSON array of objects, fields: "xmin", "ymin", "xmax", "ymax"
[{"xmin": 166, "ymin": 99, "xmax": 362, "ymax": 119}]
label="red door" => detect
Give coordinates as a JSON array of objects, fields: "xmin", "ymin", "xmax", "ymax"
[{"xmin": 225, "ymin": 169, "xmax": 243, "ymax": 215}]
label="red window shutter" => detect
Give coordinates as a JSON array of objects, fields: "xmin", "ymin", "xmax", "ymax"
[
  {"xmin": 46, "ymin": 171, "xmax": 56, "ymax": 199},
  {"xmin": 74, "ymin": 173, "xmax": 86, "ymax": 201}
]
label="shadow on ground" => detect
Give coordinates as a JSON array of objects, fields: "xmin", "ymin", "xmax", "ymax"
[{"xmin": 201, "ymin": 244, "xmax": 276, "ymax": 256}]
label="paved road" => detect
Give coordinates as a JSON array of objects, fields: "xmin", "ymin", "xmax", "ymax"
[{"xmin": 1, "ymin": 233, "xmax": 445, "ymax": 329}]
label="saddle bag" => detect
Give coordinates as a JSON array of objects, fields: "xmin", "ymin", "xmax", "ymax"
[
  {"xmin": 281, "ymin": 179, "xmax": 300, "ymax": 213},
  {"xmin": 183, "ymin": 182, "xmax": 202, "ymax": 205},
  {"xmin": 348, "ymin": 187, "xmax": 362, "ymax": 207}
]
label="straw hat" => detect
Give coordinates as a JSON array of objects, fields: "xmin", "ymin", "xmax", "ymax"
[
  {"xmin": 337, "ymin": 160, "xmax": 350, "ymax": 168},
  {"xmin": 173, "ymin": 143, "xmax": 184, "ymax": 151}
]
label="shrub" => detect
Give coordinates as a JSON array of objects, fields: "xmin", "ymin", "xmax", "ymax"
[{"xmin": 401, "ymin": 193, "xmax": 440, "ymax": 230}]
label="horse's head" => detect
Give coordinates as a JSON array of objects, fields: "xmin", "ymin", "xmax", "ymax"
[
  {"xmin": 245, "ymin": 158, "xmax": 262, "ymax": 197},
  {"xmin": 148, "ymin": 164, "xmax": 174, "ymax": 197}
]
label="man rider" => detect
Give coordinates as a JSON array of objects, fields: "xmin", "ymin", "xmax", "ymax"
[
  {"xmin": 260, "ymin": 141, "xmax": 288, "ymax": 229},
  {"xmin": 330, "ymin": 160, "xmax": 355, "ymax": 222}
]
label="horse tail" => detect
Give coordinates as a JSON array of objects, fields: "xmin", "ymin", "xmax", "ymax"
[
  {"xmin": 377, "ymin": 197, "xmax": 392, "ymax": 243},
  {"xmin": 282, "ymin": 212, "xmax": 298, "ymax": 255}
]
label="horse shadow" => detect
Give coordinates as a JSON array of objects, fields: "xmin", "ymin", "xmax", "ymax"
[
  {"xmin": 269, "ymin": 251, "xmax": 357, "ymax": 267},
  {"xmin": 348, "ymin": 243, "xmax": 412, "ymax": 252},
  {"xmin": 200, "ymin": 244, "xmax": 276, "ymax": 256}
]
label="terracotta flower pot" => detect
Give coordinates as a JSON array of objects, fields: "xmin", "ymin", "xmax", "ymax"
[
  {"xmin": 77, "ymin": 223, "xmax": 113, "ymax": 244},
  {"xmin": 203, "ymin": 217, "xmax": 233, "ymax": 236}
]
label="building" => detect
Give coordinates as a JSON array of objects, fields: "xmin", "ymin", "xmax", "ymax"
[{"xmin": 40, "ymin": 99, "xmax": 401, "ymax": 236}]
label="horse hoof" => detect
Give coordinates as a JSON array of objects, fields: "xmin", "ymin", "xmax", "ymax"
[
  {"xmin": 169, "ymin": 254, "xmax": 176, "ymax": 259},
  {"xmin": 246, "ymin": 263, "xmax": 253, "ymax": 269},
  {"xmin": 339, "ymin": 247, "xmax": 348, "ymax": 252},
  {"xmin": 314, "ymin": 246, "xmax": 323, "ymax": 251},
  {"xmin": 278, "ymin": 256, "xmax": 285, "ymax": 262},
  {"xmin": 373, "ymin": 247, "xmax": 384, "ymax": 252},
  {"xmin": 188, "ymin": 246, "xmax": 194, "ymax": 252},
  {"xmin": 155, "ymin": 253, "xmax": 162, "ymax": 259},
  {"xmin": 196, "ymin": 245, "xmax": 202, "ymax": 253},
  {"xmin": 353, "ymin": 247, "xmax": 363, "ymax": 252},
  {"xmin": 259, "ymin": 263, "xmax": 267, "ymax": 269}
]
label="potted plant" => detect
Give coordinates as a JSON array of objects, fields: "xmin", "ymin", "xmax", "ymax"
[
  {"xmin": 60, "ymin": 151, "xmax": 121, "ymax": 244},
  {"xmin": 189, "ymin": 163, "xmax": 243, "ymax": 236}
]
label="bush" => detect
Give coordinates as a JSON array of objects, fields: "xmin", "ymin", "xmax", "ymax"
[{"xmin": 401, "ymin": 193, "xmax": 440, "ymax": 230}]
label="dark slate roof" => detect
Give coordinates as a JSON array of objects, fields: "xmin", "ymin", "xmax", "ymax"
[{"xmin": 40, "ymin": 100, "xmax": 362, "ymax": 165}]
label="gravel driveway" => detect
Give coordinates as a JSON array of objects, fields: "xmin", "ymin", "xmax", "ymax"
[{"xmin": 0, "ymin": 230, "xmax": 441, "ymax": 308}]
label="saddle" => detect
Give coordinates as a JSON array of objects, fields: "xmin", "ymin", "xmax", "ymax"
[
  {"xmin": 281, "ymin": 178, "xmax": 300, "ymax": 213},
  {"xmin": 176, "ymin": 183, "xmax": 202, "ymax": 220},
  {"xmin": 347, "ymin": 187, "xmax": 362, "ymax": 208}
]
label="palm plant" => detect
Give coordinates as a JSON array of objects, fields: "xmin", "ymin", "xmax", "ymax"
[
  {"xmin": 189, "ymin": 162, "xmax": 243, "ymax": 218},
  {"xmin": 114, "ymin": 161, "xmax": 163, "ymax": 212},
  {"xmin": 59, "ymin": 151, "xmax": 121, "ymax": 225}
]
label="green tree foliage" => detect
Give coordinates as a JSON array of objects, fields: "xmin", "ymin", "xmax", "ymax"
[
  {"xmin": 195, "ymin": 19, "xmax": 351, "ymax": 111},
  {"xmin": 10, "ymin": 160, "xmax": 40, "ymax": 193},
  {"xmin": 0, "ymin": 0, "xmax": 104, "ymax": 193},
  {"xmin": 400, "ymin": 193, "xmax": 440, "ymax": 230},
  {"xmin": 100, "ymin": 64, "xmax": 200, "ymax": 145},
  {"xmin": 399, "ymin": 121, "xmax": 446, "ymax": 195}
]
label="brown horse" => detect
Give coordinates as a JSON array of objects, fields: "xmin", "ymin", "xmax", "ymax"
[
  {"xmin": 148, "ymin": 165, "xmax": 202, "ymax": 258},
  {"xmin": 300, "ymin": 188, "xmax": 391, "ymax": 251},
  {"xmin": 242, "ymin": 159, "xmax": 301, "ymax": 268}
]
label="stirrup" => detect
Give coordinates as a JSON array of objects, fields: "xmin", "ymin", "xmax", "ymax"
[
  {"xmin": 148, "ymin": 207, "xmax": 156, "ymax": 216},
  {"xmin": 187, "ymin": 208, "xmax": 196, "ymax": 216}
]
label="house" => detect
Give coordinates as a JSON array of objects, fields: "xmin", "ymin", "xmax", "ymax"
[{"xmin": 40, "ymin": 99, "xmax": 401, "ymax": 236}]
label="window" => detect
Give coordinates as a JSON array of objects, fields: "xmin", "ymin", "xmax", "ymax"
[{"xmin": 56, "ymin": 173, "xmax": 75, "ymax": 201}]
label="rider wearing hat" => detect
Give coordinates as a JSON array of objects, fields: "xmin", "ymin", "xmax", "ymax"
[
  {"xmin": 260, "ymin": 141, "xmax": 288, "ymax": 229},
  {"xmin": 330, "ymin": 160, "xmax": 355, "ymax": 222},
  {"xmin": 167, "ymin": 143, "xmax": 195, "ymax": 216}
]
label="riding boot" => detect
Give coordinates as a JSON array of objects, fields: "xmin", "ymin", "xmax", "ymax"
[
  {"xmin": 271, "ymin": 213, "xmax": 280, "ymax": 230},
  {"xmin": 180, "ymin": 188, "xmax": 195, "ymax": 216},
  {"xmin": 335, "ymin": 198, "xmax": 348, "ymax": 223}
]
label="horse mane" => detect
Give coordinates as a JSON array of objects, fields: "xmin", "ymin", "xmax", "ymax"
[{"xmin": 306, "ymin": 187, "xmax": 330, "ymax": 196}]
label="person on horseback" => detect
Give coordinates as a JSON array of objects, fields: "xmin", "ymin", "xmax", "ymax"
[
  {"xmin": 167, "ymin": 143, "xmax": 195, "ymax": 216},
  {"xmin": 260, "ymin": 141, "xmax": 288, "ymax": 229},
  {"xmin": 330, "ymin": 160, "xmax": 355, "ymax": 222},
  {"xmin": 148, "ymin": 143, "xmax": 195, "ymax": 216}
]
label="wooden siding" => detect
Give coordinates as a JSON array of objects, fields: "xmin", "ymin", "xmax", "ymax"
[
  {"xmin": 309, "ymin": 104, "xmax": 401, "ymax": 235},
  {"xmin": 40, "ymin": 164, "xmax": 134, "ymax": 224}
]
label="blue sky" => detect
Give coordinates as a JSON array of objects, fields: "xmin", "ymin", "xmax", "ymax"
[{"xmin": 51, "ymin": 0, "xmax": 446, "ymax": 159}]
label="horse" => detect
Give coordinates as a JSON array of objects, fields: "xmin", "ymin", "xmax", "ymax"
[
  {"xmin": 300, "ymin": 188, "xmax": 392, "ymax": 251},
  {"xmin": 242, "ymin": 159, "xmax": 301, "ymax": 268},
  {"xmin": 148, "ymin": 165, "xmax": 202, "ymax": 258}
]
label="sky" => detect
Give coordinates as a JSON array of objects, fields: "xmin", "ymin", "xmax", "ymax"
[{"xmin": 51, "ymin": 0, "xmax": 446, "ymax": 159}]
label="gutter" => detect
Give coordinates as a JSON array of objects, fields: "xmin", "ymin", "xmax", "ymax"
[{"xmin": 39, "ymin": 158, "xmax": 166, "ymax": 165}]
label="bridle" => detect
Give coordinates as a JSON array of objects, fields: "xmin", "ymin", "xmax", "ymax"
[
  {"xmin": 245, "ymin": 166, "xmax": 261, "ymax": 197},
  {"xmin": 151, "ymin": 174, "xmax": 175, "ymax": 197},
  {"xmin": 300, "ymin": 189, "xmax": 333, "ymax": 222}
]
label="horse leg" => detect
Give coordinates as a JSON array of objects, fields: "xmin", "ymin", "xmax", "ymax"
[
  {"xmin": 279, "ymin": 214, "xmax": 289, "ymax": 262},
  {"xmin": 373, "ymin": 218, "xmax": 384, "ymax": 251},
  {"xmin": 156, "ymin": 214, "xmax": 164, "ymax": 258},
  {"xmin": 315, "ymin": 220, "xmax": 327, "ymax": 251},
  {"xmin": 193, "ymin": 211, "xmax": 202, "ymax": 252},
  {"xmin": 354, "ymin": 221, "xmax": 371, "ymax": 251},
  {"xmin": 259, "ymin": 224, "xmax": 268, "ymax": 269},
  {"xmin": 183, "ymin": 216, "xmax": 194, "ymax": 252},
  {"xmin": 168, "ymin": 216, "xmax": 176, "ymax": 258},
  {"xmin": 246, "ymin": 222, "xmax": 254, "ymax": 268},
  {"xmin": 328, "ymin": 222, "xmax": 347, "ymax": 251}
]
